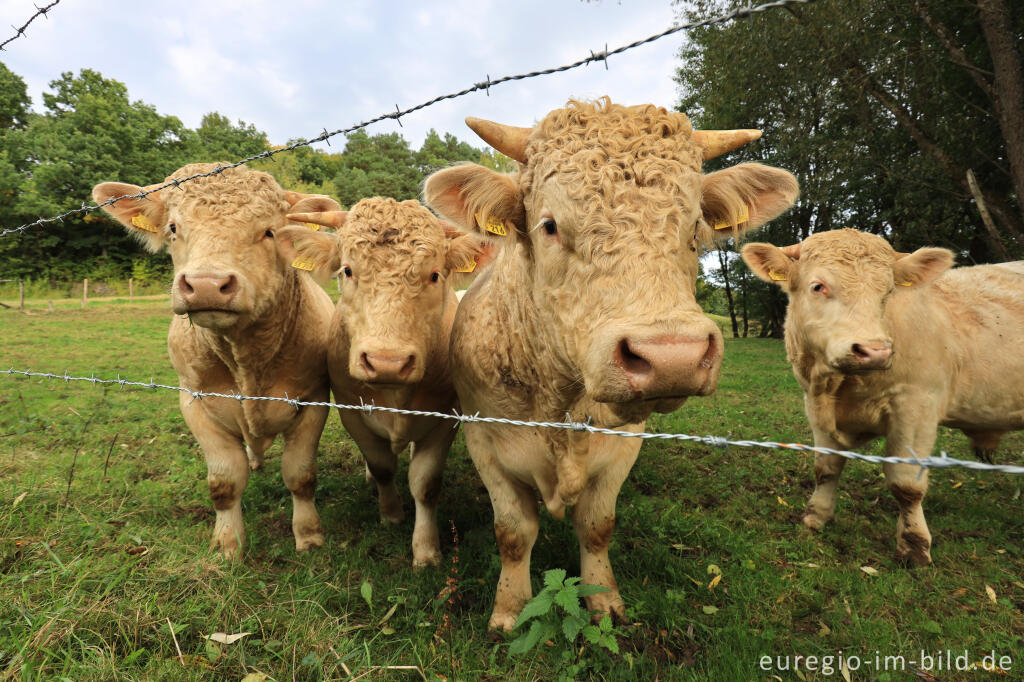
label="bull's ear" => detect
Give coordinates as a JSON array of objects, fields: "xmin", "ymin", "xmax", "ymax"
[
  {"xmin": 701, "ymin": 163, "xmax": 799, "ymax": 239},
  {"xmin": 445, "ymin": 232, "xmax": 491, "ymax": 273},
  {"xmin": 741, "ymin": 242, "xmax": 797, "ymax": 286},
  {"xmin": 92, "ymin": 182, "xmax": 168, "ymax": 253},
  {"xmin": 287, "ymin": 210, "xmax": 348, "ymax": 230},
  {"xmin": 277, "ymin": 225, "xmax": 342, "ymax": 281},
  {"xmin": 893, "ymin": 247, "xmax": 953, "ymax": 287},
  {"xmin": 423, "ymin": 163, "xmax": 524, "ymax": 239}
]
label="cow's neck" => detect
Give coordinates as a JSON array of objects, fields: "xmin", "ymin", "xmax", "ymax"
[{"xmin": 207, "ymin": 270, "xmax": 303, "ymax": 398}]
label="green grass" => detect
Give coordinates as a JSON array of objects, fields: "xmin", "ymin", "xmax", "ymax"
[{"xmin": 0, "ymin": 302, "xmax": 1022, "ymax": 681}]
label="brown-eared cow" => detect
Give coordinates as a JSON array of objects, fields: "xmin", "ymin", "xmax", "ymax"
[
  {"xmin": 93, "ymin": 164, "xmax": 339, "ymax": 558},
  {"xmin": 279, "ymin": 197, "xmax": 487, "ymax": 567},
  {"xmin": 742, "ymin": 228, "xmax": 1024, "ymax": 565},
  {"xmin": 424, "ymin": 98, "xmax": 799, "ymax": 629}
]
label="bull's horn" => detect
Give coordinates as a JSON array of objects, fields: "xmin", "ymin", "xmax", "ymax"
[
  {"xmin": 287, "ymin": 211, "xmax": 348, "ymax": 229},
  {"xmin": 780, "ymin": 243, "xmax": 802, "ymax": 260},
  {"xmin": 465, "ymin": 117, "xmax": 531, "ymax": 164},
  {"xmin": 692, "ymin": 129, "xmax": 762, "ymax": 161}
]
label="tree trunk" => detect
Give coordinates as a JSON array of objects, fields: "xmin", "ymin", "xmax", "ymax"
[
  {"xmin": 977, "ymin": 0, "xmax": 1024, "ymax": 222},
  {"xmin": 718, "ymin": 247, "xmax": 739, "ymax": 339}
]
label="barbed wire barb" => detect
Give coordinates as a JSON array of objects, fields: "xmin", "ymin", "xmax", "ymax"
[
  {"xmin": 0, "ymin": 0, "xmax": 61, "ymax": 52},
  {"xmin": 0, "ymin": 0, "xmax": 817, "ymax": 238},
  {"xmin": 5, "ymin": 367, "xmax": 1024, "ymax": 476}
]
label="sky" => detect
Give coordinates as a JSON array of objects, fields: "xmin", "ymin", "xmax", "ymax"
[{"xmin": 0, "ymin": 0, "xmax": 693, "ymax": 152}]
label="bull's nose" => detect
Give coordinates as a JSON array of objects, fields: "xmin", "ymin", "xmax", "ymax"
[
  {"xmin": 850, "ymin": 341, "xmax": 893, "ymax": 369},
  {"xmin": 178, "ymin": 272, "xmax": 238, "ymax": 308},
  {"xmin": 360, "ymin": 352, "xmax": 418, "ymax": 384},
  {"xmin": 615, "ymin": 333, "xmax": 721, "ymax": 398}
]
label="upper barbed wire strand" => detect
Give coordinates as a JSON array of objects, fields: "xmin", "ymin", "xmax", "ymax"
[
  {"xmin": 6, "ymin": 367, "xmax": 1024, "ymax": 476},
  {"xmin": 0, "ymin": 0, "xmax": 61, "ymax": 52},
  {"xmin": 0, "ymin": 0, "xmax": 818, "ymax": 238}
]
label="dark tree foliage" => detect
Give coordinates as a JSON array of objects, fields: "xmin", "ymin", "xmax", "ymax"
[
  {"xmin": 0, "ymin": 64, "xmax": 497, "ymax": 281},
  {"xmin": 676, "ymin": 0, "xmax": 1024, "ymax": 336}
]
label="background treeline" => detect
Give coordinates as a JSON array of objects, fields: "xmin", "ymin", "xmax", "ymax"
[
  {"xmin": 0, "ymin": 64, "xmax": 511, "ymax": 286},
  {"xmin": 677, "ymin": 0, "xmax": 1024, "ymax": 337}
]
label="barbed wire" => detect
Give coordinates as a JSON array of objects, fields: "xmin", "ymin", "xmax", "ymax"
[
  {"xmin": 0, "ymin": 0, "xmax": 60, "ymax": 52},
  {"xmin": 0, "ymin": 0, "xmax": 818, "ymax": 238},
  {"xmin": 6, "ymin": 367, "xmax": 1024, "ymax": 476}
]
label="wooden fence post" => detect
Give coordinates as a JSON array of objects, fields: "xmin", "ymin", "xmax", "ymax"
[
  {"xmin": 82, "ymin": 278, "xmax": 88, "ymax": 309},
  {"xmin": 18, "ymin": 279, "xmax": 24, "ymax": 310},
  {"xmin": 129, "ymin": 277, "xmax": 134, "ymax": 302}
]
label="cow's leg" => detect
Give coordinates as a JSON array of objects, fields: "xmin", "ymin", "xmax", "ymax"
[
  {"xmin": 963, "ymin": 428, "xmax": 1003, "ymax": 464},
  {"xmin": 281, "ymin": 403, "xmax": 329, "ymax": 552},
  {"xmin": 571, "ymin": 431, "xmax": 640, "ymax": 624},
  {"xmin": 885, "ymin": 412, "xmax": 938, "ymax": 566},
  {"xmin": 180, "ymin": 395, "xmax": 249, "ymax": 559},
  {"xmin": 340, "ymin": 411, "xmax": 403, "ymax": 524},
  {"xmin": 468, "ymin": 424, "xmax": 540, "ymax": 632},
  {"xmin": 803, "ymin": 428, "xmax": 850, "ymax": 531},
  {"xmin": 408, "ymin": 423, "xmax": 454, "ymax": 568}
]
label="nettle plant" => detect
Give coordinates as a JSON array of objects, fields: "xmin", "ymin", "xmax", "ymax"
[{"xmin": 508, "ymin": 569, "xmax": 621, "ymax": 675}]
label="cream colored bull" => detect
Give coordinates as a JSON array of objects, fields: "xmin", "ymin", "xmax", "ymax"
[
  {"xmin": 742, "ymin": 228, "xmax": 1024, "ymax": 565},
  {"xmin": 279, "ymin": 197, "xmax": 487, "ymax": 567},
  {"xmin": 93, "ymin": 164, "xmax": 338, "ymax": 558},
  {"xmin": 425, "ymin": 98, "xmax": 799, "ymax": 629}
]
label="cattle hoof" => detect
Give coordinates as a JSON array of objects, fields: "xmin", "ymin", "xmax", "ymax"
[
  {"xmin": 380, "ymin": 508, "xmax": 405, "ymax": 525},
  {"xmin": 212, "ymin": 540, "xmax": 242, "ymax": 561},
  {"xmin": 295, "ymin": 533, "xmax": 325, "ymax": 552},
  {"xmin": 488, "ymin": 611, "xmax": 519, "ymax": 633},
  {"xmin": 896, "ymin": 547, "xmax": 932, "ymax": 567},
  {"xmin": 412, "ymin": 551, "xmax": 442, "ymax": 569},
  {"xmin": 974, "ymin": 448, "xmax": 995, "ymax": 464},
  {"xmin": 802, "ymin": 513, "xmax": 828, "ymax": 531}
]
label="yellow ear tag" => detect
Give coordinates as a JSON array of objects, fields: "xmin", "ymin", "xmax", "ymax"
[
  {"xmin": 454, "ymin": 258, "xmax": 477, "ymax": 274},
  {"xmin": 130, "ymin": 214, "xmax": 158, "ymax": 233},
  {"xmin": 713, "ymin": 204, "xmax": 750, "ymax": 231},
  {"xmin": 304, "ymin": 222, "xmax": 321, "ymax": 232},
  {"xmin": 291, "ymin": 257, "xmax": 316, "ymax": 271},
  {"xmin": 768, "ymin": 269, "xmax": 788, "ymax": 281},
  {"xmin": 475, "ymin": 213, "xmax": 508, "ymax": 236},
  {"xmin": 896, "ymin": 280, "xmax": 913, "ymax": 287}
]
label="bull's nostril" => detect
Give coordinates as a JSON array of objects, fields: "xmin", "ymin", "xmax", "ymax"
[
  {"xmin": 181, "ymin": 277, "xmax": 195, "ymax": 295},
  {"xmin": 399, "ymin": 355, "xmax": 416, "ymax": 379},
  {"xmin": 851, "ymin": 343, "xmax": 869, "ymax": 360},
  {"xmin": 220, "ymin": 275, "xmax": 238, "ymax": 295},
  {"xmin": 617, "ymin": 338, "xmax": 652, "ymax": 375},
  {"xmin": 360, "ymin": 353, "xmax": 375, "ymax": 376},
  {"xmin": 699, "ymin": 333, "xmax": 717, "ymax": 369}
]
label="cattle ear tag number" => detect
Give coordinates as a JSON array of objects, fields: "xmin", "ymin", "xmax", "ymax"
[
  {"xmin": 130, "ymin": 214, "xmax": 158, "ymax": 233},
  {"xmin": 454, "ymin": 258, "xmax": 477, "ymax": 274},
  {"xmin": 768, "ymin": 269, "xmax": 787, "ymax": 281},
  {"xmin": 291, "ymin": 257, "xmax": 316, "ymax": 271},
  {"xmin": 304, "ymin": 222, "xmax": 321, "ymax": 232},
  {"xmin": 713, "ymin": 204, "xmax": 750, "ymax": 231},
  {"xmin": 475, "ymin": 213, "xmax": 508, "ymax": 236}
]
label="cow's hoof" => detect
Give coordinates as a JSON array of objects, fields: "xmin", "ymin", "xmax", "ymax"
[
  {"xmin": 379, "ymin": 503, "xmax": 405, "ymax": 525},
  {"xmin": 897, "ymin": 538, "xmax": 932, "ymax": 566},
  {"xmin": 295, "ymin": 532, "xmax": 325, "ymax": 553},
  {"xmin": 211, "ymin": 538, "xmax": 242, "ymax": 561},
  {"xmin": 585, "ymin": 591, "xmax": 626, "ymax": 624},
  {"xmin": 412, "ymin": 550, "xmax": 442, "ymax": 569},
  {"xmin": 488, "ymin": 611, "xmax": 519, "ymax": 632},
  {"xmin": 802, "ymin": 512, "xmax": 828, "ymax": 531},
  {"xmin": 974, "ymin": 448, "xmax": 995, "ymax": 464}
]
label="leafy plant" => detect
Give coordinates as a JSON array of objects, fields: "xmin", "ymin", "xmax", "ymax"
[{"xmin": 508, "ymin": 569, "xmax": 621, "ymax": 678}]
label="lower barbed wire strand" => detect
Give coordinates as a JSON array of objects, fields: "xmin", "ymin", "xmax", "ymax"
[{"xmin": 6, "ymin": 367, "xmax": 1024, "ymax": 475}]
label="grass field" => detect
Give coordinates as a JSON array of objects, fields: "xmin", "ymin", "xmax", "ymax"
[{"xmin": 1, "ymin": 300, "xmax": 1022, "ymax": 681}]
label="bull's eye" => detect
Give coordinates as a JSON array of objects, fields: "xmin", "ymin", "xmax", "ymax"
[
  {"xmin": 542, "ymin": 218, "xmax": 557, "ymax": 236},
  {"xmin": 264, "ymin": 229, "xmax": 274, "ymax": 239},
  {"xmin": 430, "ymin": 272, "xmax": 440, "ymax": 283},
  {"xmin": 168, "ymin": 223, "xmax": 176, "ymax": 234},
  {"xmin": 343, "ymin": 265, "xmax": 353, "ymax": 278},
  {"xmin": 811, "ymin": 282, "xmax": 826, "ymax": 294}
]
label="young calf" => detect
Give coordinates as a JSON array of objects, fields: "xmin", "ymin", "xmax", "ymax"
[
  {"xmin": 279, "ymin": 197, "xmax": 486, "ymax": 567},
  {"xmin": 742, "ymin": 228, "xmax": 1024, "ymax": 565},
  {"xmin": 93, "ymin": 164, "xmax": 338, "ymax": 558}
]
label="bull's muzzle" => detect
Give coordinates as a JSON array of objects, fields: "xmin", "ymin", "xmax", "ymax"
[
  {"xmin": 833, "ymin": 340, "xmax": 893, "ymax": 372},
  {"xmin": 613, "ymin": 332, "xmax": 722, "ymax": 399},
  {"xmin": 355, "ymin": 351, "xmax": 420, "ymax": 385},
  {"xmin": 175, "ymin": 271, "xmax": 239, "ymax": 312}
]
